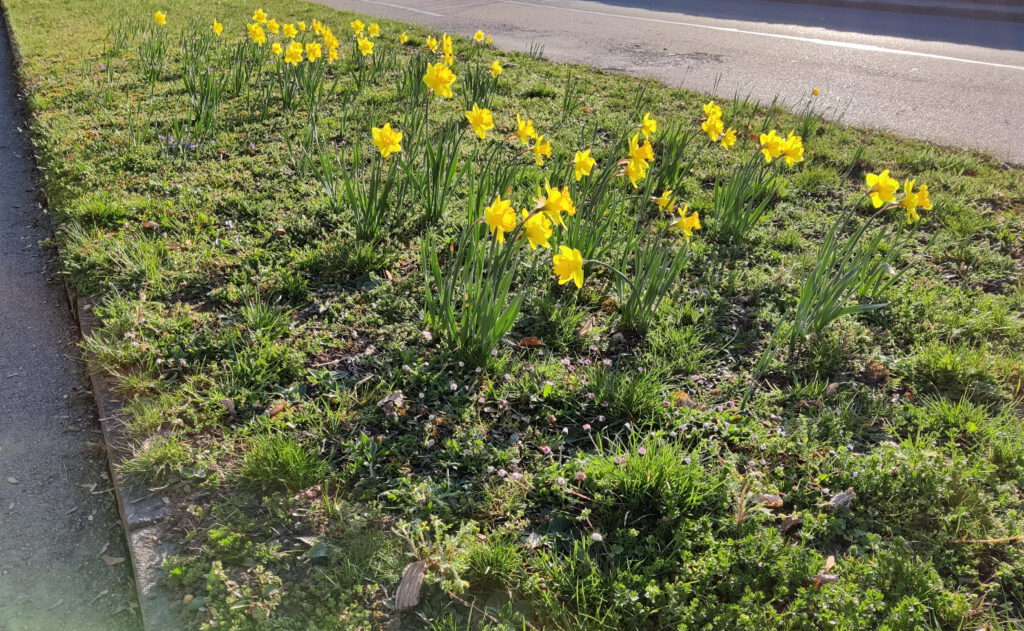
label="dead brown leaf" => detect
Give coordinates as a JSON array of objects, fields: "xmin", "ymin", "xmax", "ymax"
[
  {"xmin": 673, "ymin": 391, "xmax": 698, "ymax": 409},
  {"xmin": 377, "ymin": 391, "xmax": 406, "ymax": 418},
  {"xmin": 752, "ymin": 493, "xmax": 784, "ymax": 508},
  {"xmin": 263, "ymin": 401, "xmax": 287, "ymax": 417},
  {"xmin": 812, "ymin": 573, "xmax": 838, "ymax": 589},
  {"xmin": 518, "ymin": 336, "xmax": 545, "ymax": 347}
]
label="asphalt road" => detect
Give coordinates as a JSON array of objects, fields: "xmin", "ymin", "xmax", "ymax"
[{"xmin": 317, "ymin": 0, "xmax": 1024, "ymax": 162}]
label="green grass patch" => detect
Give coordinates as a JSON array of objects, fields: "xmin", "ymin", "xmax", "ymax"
[{"xmin": 4, "ymin": 0, "xmax": 1024, "ymax": 628}]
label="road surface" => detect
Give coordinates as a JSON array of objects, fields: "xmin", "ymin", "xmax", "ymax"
[{"xmin": 317, "ymin": 0, "xmax": 1024, "ymax": 162}]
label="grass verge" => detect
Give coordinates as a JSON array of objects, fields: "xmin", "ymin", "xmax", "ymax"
[{"xmin": 4, "ymin": 0, "xmax": 1024, "ymax": 628}]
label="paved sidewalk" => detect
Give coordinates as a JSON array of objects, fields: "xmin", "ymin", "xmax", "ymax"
[{"xmin": 0, "ymin": 15, "xmax": 140, "ymax": 631}]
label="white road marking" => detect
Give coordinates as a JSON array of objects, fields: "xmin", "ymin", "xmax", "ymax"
[
  {"xmin": 496, "ymin": 0, "xmax": 1024, "ymax": 72},
  {"xmin": 354, "ymin": 0, "xmax": 444, "ymax": 17}
]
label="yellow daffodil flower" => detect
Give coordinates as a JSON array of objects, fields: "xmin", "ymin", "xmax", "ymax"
[
  {"xmin": 465, "ymin": 104, "xmax": 495, "ymax": 139},
  {"xmin": 655, "ymin": 190, "xmax": 673, "ymax": 210},
  {"xmin": 553, "ymin": 246, "xmax": 584, "ymax": 289},
  {"xmin": 323, "ymin": 31, "xmax": 340, "ymax": 50},
  {"xmin": 423, "ymin": 62, "xmax": 457, "ymax": 98},
  {"xmin": 327, "ymin": 46, "xmax": 340, "ymax": 62},
  {"xmin": 306, "ymin": 42, "xmax": 322, "ymax": 62},
  {"xmin": 532, "ymin": 136, "xmax": 552, "ymax": 166},
  {"xmin": 641, "ymin": 112, "xmax": 657, "ymax": 139},
  {"xmin": 248, "ymin": 23, "xmax": 267, "ymax": 46},
  {"xmin": 369, "ymin": 23, "xmax": 380, "ymax": 38},
  {"xmin": 701, "ymin": 115, "xmax": 724, "ymax": 143},
  {"xmin": 372, "ymin": 123, "xmax": 402, "ymax": 158},
  {"xmin": 486, "ymin": 36, "xmax": 493, "ymax": 44},
  {"xmin": 781, "ymin": 133, "xmax": 804, "ymax": 167},
  {"xmin": 899, "ymin": 179, "xmax": 932, "ymax": 223},
  {"xmin": 267, "ymin": 19, "xmax": 279, "ymax": 34},
  {"xmin": 211, "ymin": 20, "xmax": 223, "ymax": 35},
  {"xmin": 627, "ymin": 134, "xmax": 643, "ymax": 162},
  {"xmin": 271, "ymin": 42, "xmax": 283, "ymax": 56},
  {"xmin": 284, "ymin": 41, "xmax": 303, "ymax": 65},
  {"xmin": 703, "ymin": 101, "xmax": 722, "ymax": 120},
  {"xmin": 484, "ymin": 195, "xmax": 517, "ymax": 244},
  {"xmin": 900, "ymin": 180, "xmax": 920, "ymax": 223},
  {"xmin": 759, "ymin": 130, "xmax": 785, "ymax": 163},
  {"xmin": 442, "ymin": 33, "xmax": 454, "ymax": 57},
  {"xmin": 812, "ymin": 88, "xmax": 820, "ymax": 96},
  {"xmin": 559, "ymin": 187, "xmax": 576, "ymax": 217},
  {"xmin": 641, "ymin": 140, "xmax": 654, "ymax": 162},
  {"xmin": 672, "ymin": 205, "xmax": 701, "ymax": 241},
  {"xmin": 312, "ymin": 20, "xmax": 323, "ymax": 35},
  {"xmin": 474, "ymin": 30, "xmax": 485, "ymax": 42},
  {"xmin": 399, "ymin": 32, "xmax": 409, "ymax": 44},
  {"xmin": 298, "ymin": 21, "xmax": 306, "ymax": 31},
  {"xmin": 535, "ymin": 183, "xmax": 568, "ymax": 227},
  {"xmin": 625, "ymin": 158, "xmax": 648, "ymax": 188},
  {"xmin": 628, "ymin": 134, "xmax": 653, "ymax": 163},
  {"xmin": 522, "ymin": 210, "xmax": 552, "ymax": 249},
  {"xmin": 357, "ymin": 37, "xmax": 374, "ymax": 56},
  {"xmin": 350, "ymin": 19, "xmax": 365, "ymax": 37},
  {"xmin": 573, "ymin": 149, "xmax": 596, "ymax": 180},
  {"xmin": 153, "ymin": 11, "xmax": 167, "ymax": 25},
  {"xmin": 916, "ymin": 184, "xmax": 933, "ymax": 211},
  {"xmin": 515, "ymin": 114, "xmax": 536, "ymax": 145},
  {"xmin": 426, "ymin": 35, "xmax": 438, "ymax": 52},
  {"xmin": 282, "ymin": 23, "xmax": 297, "ymax": 38},
  {"xmin": 721, "ymin": 128, "xmax": 737, "ymax": 149},
  {"xmin": 865, "ymin": 170, "xmax": 900, "ymax": 208},
  {"xmin": 252, "ymin": 9, "xmax": 268, "ymax": 24},
  {"xmin": 490, "ymin": 60, "xmax": 503, "ymax": 78}
]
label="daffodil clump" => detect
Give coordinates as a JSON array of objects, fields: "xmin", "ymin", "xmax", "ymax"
[
  {"xmin": 700, "ymin": 101, "xmax": 737, "ymax": 149},
  {"xmin": 865, "ymin": 169, "xmax": 933, "ymax": 223}
]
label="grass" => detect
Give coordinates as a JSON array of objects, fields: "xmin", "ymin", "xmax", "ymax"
[{"xmin": 4, "ymin": 0, "xmax": 1024, "ymax": 628}]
